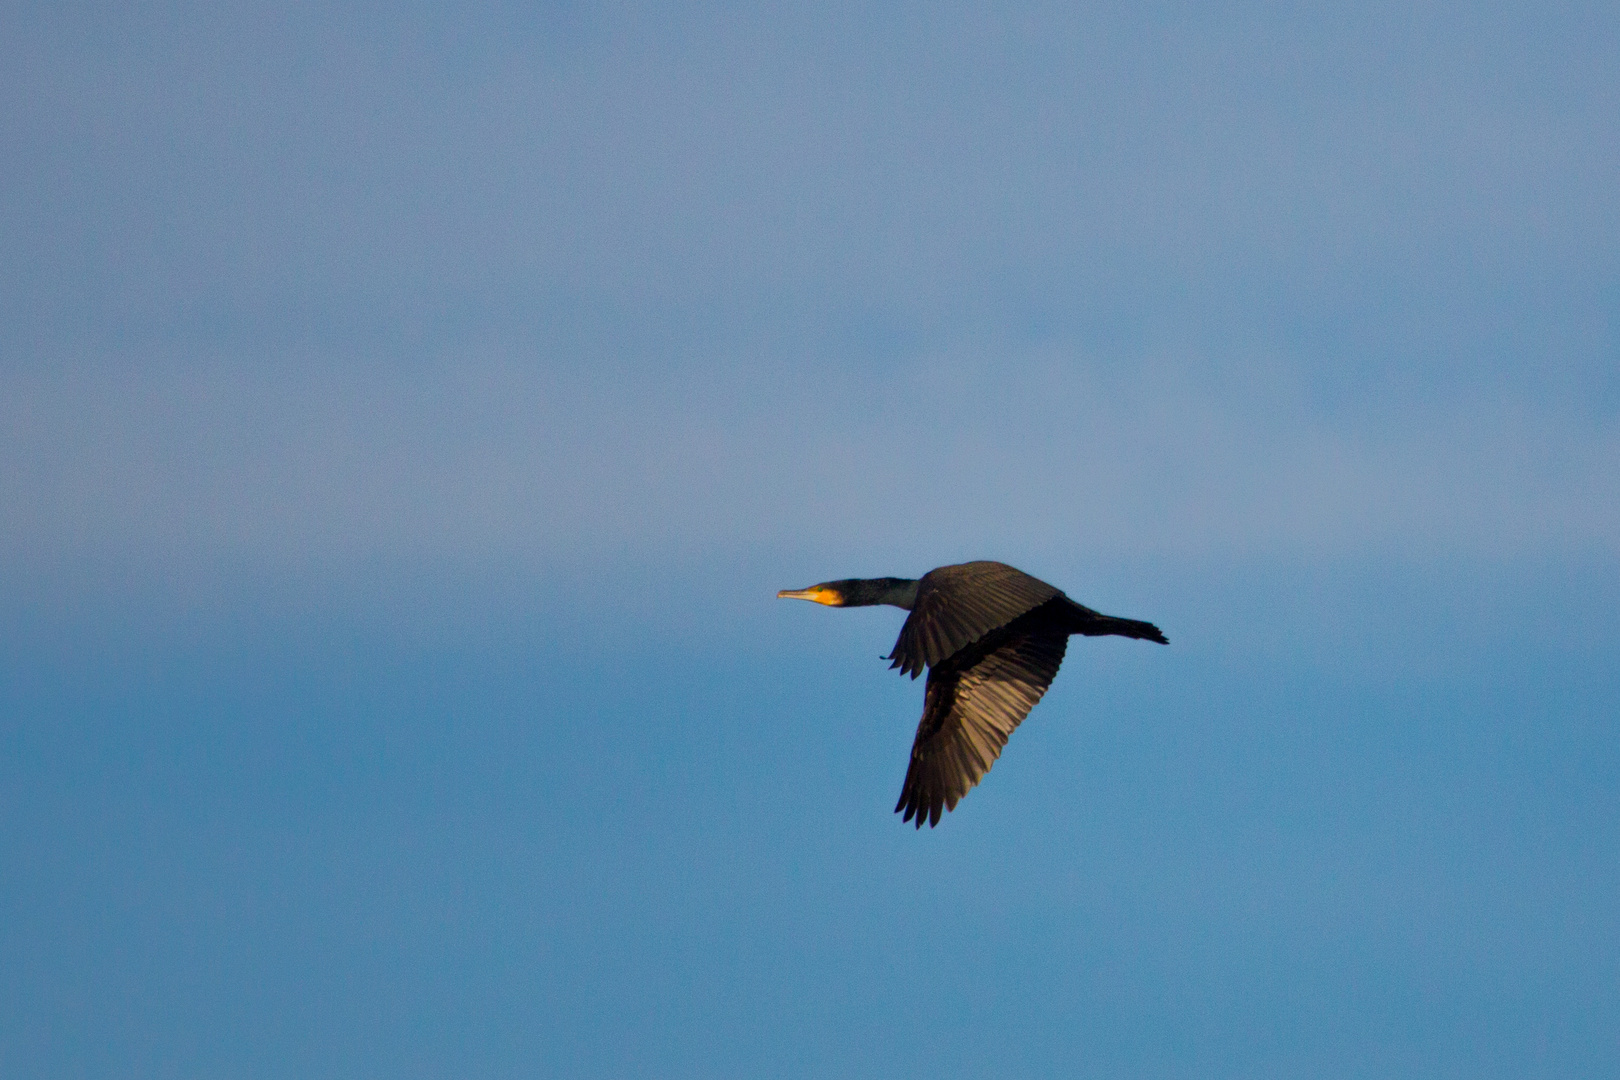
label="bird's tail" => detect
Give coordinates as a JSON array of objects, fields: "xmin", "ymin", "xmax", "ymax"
[{"xmin": 1076, "ymin": 614, "xmax": 1169, "ymax": 644}]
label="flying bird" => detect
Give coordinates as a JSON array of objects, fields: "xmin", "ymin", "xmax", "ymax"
[{"xmin": 778, "ymin": 560, "xmax": 1167, "ymax": 827}]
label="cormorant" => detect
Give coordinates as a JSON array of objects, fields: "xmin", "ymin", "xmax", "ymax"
[{"xmin": 778, "ymin": 560, "xmax": 1167, "ymax": 827}]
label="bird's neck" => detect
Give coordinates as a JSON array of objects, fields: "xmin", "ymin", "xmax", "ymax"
[{"xmin": 844, "ymin": 577, "xmax": 919, "ymax": 610}]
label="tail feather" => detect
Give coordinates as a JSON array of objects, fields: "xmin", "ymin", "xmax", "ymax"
[{"xmin": 1077, "ymin": 614, "xmax": 1169, "ymax": 644}]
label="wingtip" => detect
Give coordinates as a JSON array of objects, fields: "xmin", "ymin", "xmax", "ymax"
[{"xmin": 897, "ymin": 794, "xmax": 934, "ymax": 828}]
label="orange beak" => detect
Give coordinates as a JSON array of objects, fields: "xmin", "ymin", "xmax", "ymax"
[{"xmin": 776, "ymin": 586, "xmax": 844, "ymax": 606}]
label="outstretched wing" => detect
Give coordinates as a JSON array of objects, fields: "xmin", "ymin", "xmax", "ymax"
[
  {"xmin": 895, "ymin": 626, "xmax": 1069, "ymax": 827},
  {"xmin": 887, "ymin": 561, "xmax": 1060, "ymax": 678}
]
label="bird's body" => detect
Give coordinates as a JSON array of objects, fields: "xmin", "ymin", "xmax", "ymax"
[{"xmin": 779, "ymin": 561, "xmax": 1167, "ymax": 827}]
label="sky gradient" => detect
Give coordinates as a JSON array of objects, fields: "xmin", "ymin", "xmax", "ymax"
[{"xmin": 3, "ymin": 2, "xmax": 1617, "ymax": 1077}]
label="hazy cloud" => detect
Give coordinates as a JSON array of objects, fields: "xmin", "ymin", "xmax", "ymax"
[{"xmin": 4, "ymin": 353, "xmax": 1613, "ymax": 600}]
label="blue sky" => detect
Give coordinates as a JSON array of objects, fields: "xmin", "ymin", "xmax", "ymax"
[{"xmin": 2, "ymin": 2, "xmax": 1617, "ymax": 1077}]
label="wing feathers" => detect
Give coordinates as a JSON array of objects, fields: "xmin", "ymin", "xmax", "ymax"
[
  {"xmin": 888, "ymin": 561, "xmax": 1061, "ymax": 678},
  {"xmin": 896, "ymin": 624, "xmax": 1070, "ymax": 828}
]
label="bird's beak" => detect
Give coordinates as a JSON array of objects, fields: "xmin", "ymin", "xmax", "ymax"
[{"xmin": 777, "ymin": 586, "xmax": 843, "ymax": 606}]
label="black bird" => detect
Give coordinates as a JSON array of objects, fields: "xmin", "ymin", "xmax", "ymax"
[{"xmin": 778, "ymin": 560, "xmax": 1167, "ymax": 827}]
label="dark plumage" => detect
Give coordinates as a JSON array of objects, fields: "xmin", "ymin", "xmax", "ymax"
[{"xmin": 779, "ymin": 561, "xmax": 1167, "ymax": 827}]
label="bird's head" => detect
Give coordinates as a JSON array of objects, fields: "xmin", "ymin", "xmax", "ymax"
[{"xmin": 777, "ymin": 577, "xmax": 918, "ymax": 609}]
